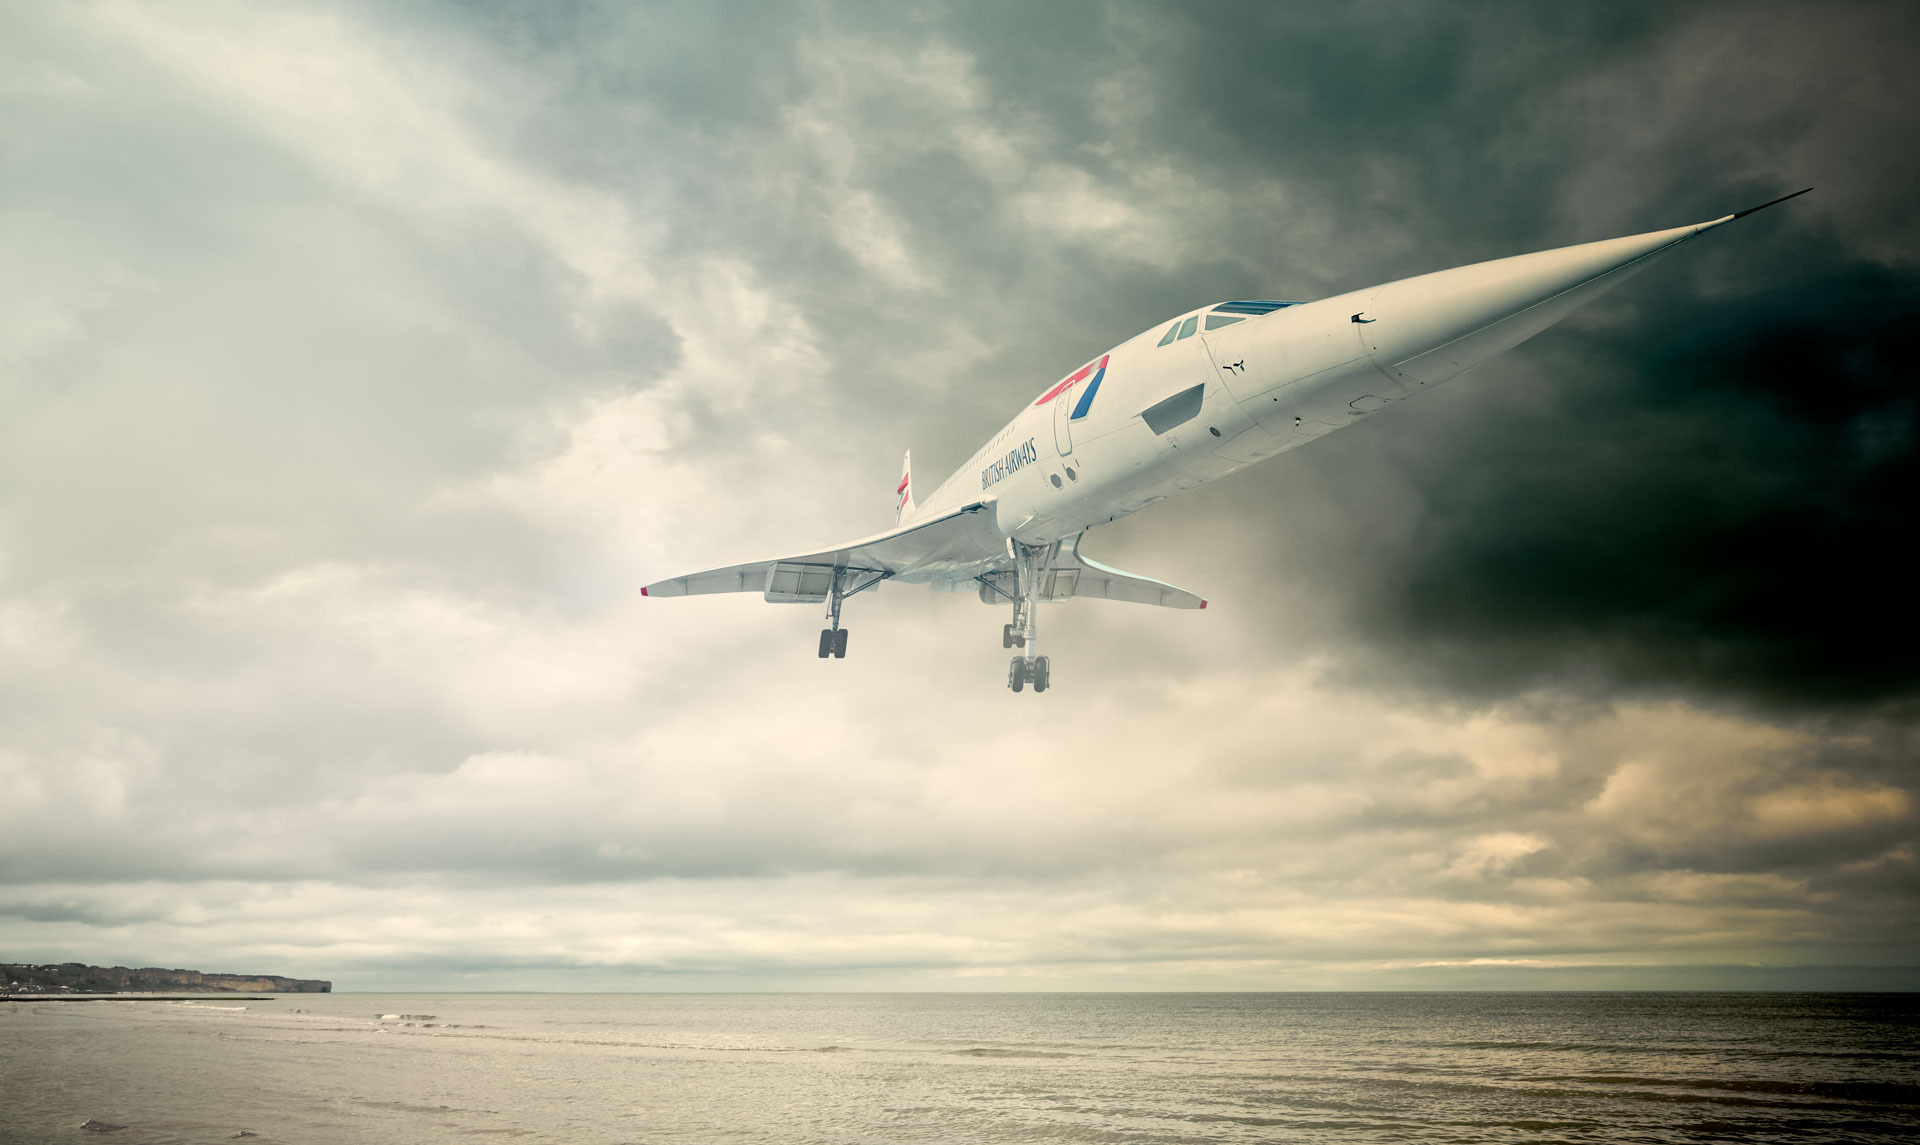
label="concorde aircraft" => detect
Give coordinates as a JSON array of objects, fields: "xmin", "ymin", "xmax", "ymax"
[{"xmin": 644, "ymin": 191, "xmax": 1808, "ymax": 693}]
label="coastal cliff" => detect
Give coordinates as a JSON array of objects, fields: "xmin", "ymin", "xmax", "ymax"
[{"xmin": 2, "ymin": 962, "xmax": 331, "ymax": 994}]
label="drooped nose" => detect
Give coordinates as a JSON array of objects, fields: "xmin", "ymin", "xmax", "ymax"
[{"xmin": 1351, "ymin": 218, "xmax": 1723, "ymax": 387}]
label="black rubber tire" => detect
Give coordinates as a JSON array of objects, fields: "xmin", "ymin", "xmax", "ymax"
[
  {"xmin": 818, "ymin": 630, "xmax": 833, "ymax": 658},
  {"xmin": 833, "ymin": 629, "xmax": 849, "ymax": 659},
  {"xmin": 1008, "ymin": 657, "xmax": 1026, "ymax": 692},
  {"xmin": 1003, "ymin": 623, "xmax": 1015, "ymax": 649},
  {"xmin": 1033, "ymin": 655, "xmax": 1050, "ymax": 693}
]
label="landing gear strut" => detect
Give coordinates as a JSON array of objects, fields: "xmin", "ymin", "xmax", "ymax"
[
  {"xmin": 817, "ymin": 567, "xmax": 884, "ymax": 660},
  {"xmin": 989, "ymin": 539, "xmax": 1058, "ymax": 693}
]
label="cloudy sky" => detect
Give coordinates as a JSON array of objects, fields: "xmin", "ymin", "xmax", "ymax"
[{"xmin": 3, "ymin": 0, "xmax": 1915, "ymax": 991}]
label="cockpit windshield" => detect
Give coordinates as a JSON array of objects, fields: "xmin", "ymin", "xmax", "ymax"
[
  {"xmin": 1159, "ymin": 301, "xmax": 1300, "ymax": 347},
  {"xmin": 1212, "ymin": 300, "xmax": 1297, "ymax": 316}
]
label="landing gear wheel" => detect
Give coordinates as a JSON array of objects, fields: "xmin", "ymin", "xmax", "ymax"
[
  {"xmin": 1031, "ymin": 655, "xmax": 1050, "ymax": 693},
  {"xmin": 818, "ymin": 629, "xmax": 834, "ymax": 659},
  {"xmin": 1008, "ymin": 656, "xmax": 1026, "ymax": 693},
  {"xmin": 1002, "ymin": 623, "xmax": 1026, "ymax": 649},
  {"xmin": 832, "ymin": 629, "xmax": 849, "ymax": 659}
]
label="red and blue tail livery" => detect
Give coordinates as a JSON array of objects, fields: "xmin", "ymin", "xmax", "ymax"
[{"xmin": 894, "ymin": 449, "xmax": 916, "ymax": 524}]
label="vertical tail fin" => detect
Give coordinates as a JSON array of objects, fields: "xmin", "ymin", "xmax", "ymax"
[{"xmin": 895, "ymin": 449, "xmax": 916, "ymax": 524}]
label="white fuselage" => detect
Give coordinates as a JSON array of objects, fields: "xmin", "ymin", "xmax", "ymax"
[
  {"xmin": 912, "ymin": 296, "xmax": 1376, "ymax": 547},
  {"xmin": 902, "ymin": 214, "xmax": 1729, "ymax": 575}
]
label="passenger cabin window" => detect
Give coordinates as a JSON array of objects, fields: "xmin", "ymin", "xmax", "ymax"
[
  {"xmin": 1176, "ymin": 316, "xmax": 1198, "ymax": 340},
  {"xmin": 1156, "ymin": 322, "xmax": 1180, "ymax": 347},
  {"xmin": 1204, "ymin": 314, "xmax": 1244, "ymax": 330}
]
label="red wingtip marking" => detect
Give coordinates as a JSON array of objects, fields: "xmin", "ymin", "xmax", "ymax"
[
  {"xmin": 640, "ymin": 586, "xmax": 649, "ymax": 596},
  {"xmin": 1199, "ymin": 600, "xmax": 1208, "ymax": 609}
]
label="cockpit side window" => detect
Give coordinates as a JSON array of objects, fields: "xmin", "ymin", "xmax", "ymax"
[
  {"xmin": 1204, "ymin": 314, "xmax": 1245, "ymax": 330},
  {"xmin": 1156, "ymin": 321, "xmax": 1181, "ymax": 347},
  {"xmin": 1176, "ymin": 316, "xmax": 1198, "ymax": 340}
]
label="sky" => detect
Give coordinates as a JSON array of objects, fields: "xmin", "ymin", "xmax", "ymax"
[{"xmin": 2, "ymin": 0, "xmax": 1916, "ymax": 991}]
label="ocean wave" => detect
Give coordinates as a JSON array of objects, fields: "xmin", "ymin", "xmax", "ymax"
[{"xmin": 1536, "ymin": 1075, "xmax": 1920, "ymax": 1105}]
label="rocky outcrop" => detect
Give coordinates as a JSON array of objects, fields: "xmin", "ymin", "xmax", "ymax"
[{"xmin": 2, "ymin": 962, "xmax": 331, "ymax": 994}]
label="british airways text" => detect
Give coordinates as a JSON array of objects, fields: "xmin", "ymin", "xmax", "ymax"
[{"xmin": 981, "ymin": 438, "xmax": 1039, "ymax": 490}]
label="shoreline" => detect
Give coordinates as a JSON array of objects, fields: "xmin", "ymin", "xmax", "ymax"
[{"xmin": 2, "ymin": 993, "xmax": 276, "ymax": 1002}]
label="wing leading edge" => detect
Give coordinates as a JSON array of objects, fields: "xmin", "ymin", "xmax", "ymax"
[
  {"xmin": 641, "ymin": 501, "xmax": 1007, "ymax": 600},
  {"xmin": 644, "ymin": 504, "xmax": 1205, "ymax": 611}
]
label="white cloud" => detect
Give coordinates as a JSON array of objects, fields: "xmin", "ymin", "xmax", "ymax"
[
  {"xmin": 2, "ymin": 1, "xmax": 1913, "ymax": 991},
  {"xmin": 1748, "ymin": 782, "xmax": 1912, "ymax": 837},
  {"xmin": 1444, "ymin": 832, "xmax": 1550, "ymax": 879},
  {"xmin": 91, "ymin": 0, "xmax": 659, "ymax": 305}
]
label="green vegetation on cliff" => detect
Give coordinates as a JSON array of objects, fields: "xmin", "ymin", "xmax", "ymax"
[{"xmin": 2, "ymin": 962, "xmax": 331, "ymax": 994}]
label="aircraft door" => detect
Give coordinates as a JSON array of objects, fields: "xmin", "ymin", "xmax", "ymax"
[{"xmin": 1053, "ymin": 384, "xmax": 1075, "ymax": 455}]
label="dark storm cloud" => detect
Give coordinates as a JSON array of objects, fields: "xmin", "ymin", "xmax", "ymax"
[
  {"xmin": 1343, "ymin": 258, "xmax": 1920, "ymax": 709},
  {"xmin": 895, "ymin": 0, "xmax": 1920, "ymax": 716},
  {"xmin": 947, "ymin": 0, "xmax": 1672, "ymax": 241}
]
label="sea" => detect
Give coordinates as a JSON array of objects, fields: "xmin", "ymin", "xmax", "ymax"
[{"xmin": 2, "ymin": 992, "xmax": 1916, "ymax": 1143}]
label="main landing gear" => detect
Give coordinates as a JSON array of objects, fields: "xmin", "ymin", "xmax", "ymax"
[
  {"xmin": 988, "ymin": 539, "xmax": 1058, "ymax": 694},
  {"xmin": 1008, "ymin": 653, "xmax": 1050, "ymax": 693},
  {"xmin": 817, "ymin": 567, "xmax": 884, "ymax": 660}
]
